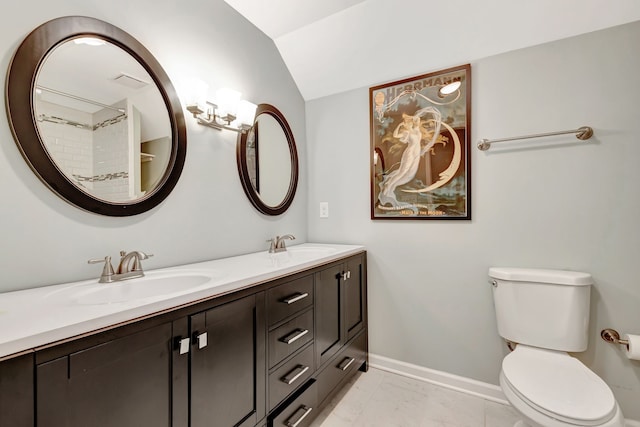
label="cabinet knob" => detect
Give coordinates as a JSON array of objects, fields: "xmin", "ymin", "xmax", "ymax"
[
  {"xmin": 174, "ymin": 337, "xmax": 190, "ymax": 355},
  {"xmin": 193, "ymin": 331, "xmax": 208, "ymax": 349}
]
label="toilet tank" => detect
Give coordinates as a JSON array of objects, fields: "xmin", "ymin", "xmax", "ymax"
[{"xmin": 489, "ymin": 267, "xmax": 593, "ymax": 352}]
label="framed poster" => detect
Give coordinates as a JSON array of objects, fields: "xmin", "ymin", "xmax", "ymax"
[{"xmin": 369, "ymin": 64, "xmax": 471, "ymax": 220}]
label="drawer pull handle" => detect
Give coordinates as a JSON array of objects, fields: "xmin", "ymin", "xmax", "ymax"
[
  {"xmin": 281, "ymin": 365, "xmax": 310, "ymax": 385},
  {"xmin": 282, "ymin": 292, "xmax": 309, "ymax": 305},
  {"xmin": 338, "ymin": 356, "xmax": 355, "ymax": 371},
  {"xmin": 285, "ymin": 405, "xmax": 313, "ymax": 427},
  {"xmin": 280, "ymin": 328, "xmax": 309, "ymax": 345}
]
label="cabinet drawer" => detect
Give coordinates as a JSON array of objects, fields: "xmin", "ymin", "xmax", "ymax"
[
  {"xmin": 269, "ymin": 344, "xmax": 314, "ymax": 410},
  {"xmin": 270, "ymin": 379, "xmax": 317, "ymax": 427},
  {"xmin": 316, "ymin": 331, "xmax": 366, "ymax": 406},
  {"xmin": 267, "ymin": 276, "xmax": 313, "ymax": 326},
  {"xmin": 269, "ymin": 308, "xmax": 313, "ymax": 368}
]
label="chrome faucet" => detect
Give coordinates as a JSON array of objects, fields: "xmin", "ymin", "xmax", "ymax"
[
  {"xmin": 88, "ymin": 250, "xmax": 153, "ymax": 283},
  {"xmin": 267, "ymin": 234, "xmax": 295, "ymax": 253}
]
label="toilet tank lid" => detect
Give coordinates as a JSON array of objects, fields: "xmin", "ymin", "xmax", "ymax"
[{"xmin": 489, "ymin": 268, "xmax": 593, "ymax": 286}]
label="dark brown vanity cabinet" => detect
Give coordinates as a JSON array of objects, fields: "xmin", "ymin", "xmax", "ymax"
[
  {"xmin": 315, "ymin": 254, "xmax": 367, "ymax": 369},
  {"xmin": 1, "ymin": 251, "xmax": 367, "ymax": 427},
  {"xmin": 33, "ymin": 293, "xmax": 265, "ymax": 427}
]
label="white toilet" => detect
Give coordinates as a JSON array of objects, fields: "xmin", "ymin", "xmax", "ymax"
[{"xmin": 489, "ymin": 267, "xmax": 625, "ymax": 427}]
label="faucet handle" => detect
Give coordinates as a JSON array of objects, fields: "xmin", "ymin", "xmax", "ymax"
[
  {"xmin": 266, "ymin": 238, "xmax": 277, "ymax": 253},
  {"xmin": 88, "ymin": 256, "xmax": 115, "ymax": 283}
]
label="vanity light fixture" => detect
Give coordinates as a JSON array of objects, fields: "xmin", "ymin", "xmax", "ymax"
[{"xmin": 186, "ymin": 88, "xmax": 257, "ymax": 134}]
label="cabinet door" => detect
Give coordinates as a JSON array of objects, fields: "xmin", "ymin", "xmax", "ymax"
[
  {"xmin": 315, "ymin": 264, "xmax": 343, "ymax": 367},
  {"xmin": 36, "ymin": 322, "xmax": 174, "ymax": 427},
  {"xmin": 190, "ymin": 294, "xmax": 265, "ymax": 427},
  {"xmin": 0, "ymin": 353, "xmax": 34, "ymax": 427},
  {"xmin": 344, "ymin": 255, "xmax": 366, "ymax": 342}
]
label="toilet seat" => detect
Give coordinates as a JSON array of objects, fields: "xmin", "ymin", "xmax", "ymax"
[{"xmin": 502, "ymin": 345, "xmax": 616, "ymax": 426}]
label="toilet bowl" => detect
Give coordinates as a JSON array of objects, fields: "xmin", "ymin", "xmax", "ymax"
[
  {"xmin": 499, "ymin": 345, "xmax": 624, "ymax": 427},
  {"xmin": 488, "ymin": 267, "xmax": 625, "ymax": 427}
]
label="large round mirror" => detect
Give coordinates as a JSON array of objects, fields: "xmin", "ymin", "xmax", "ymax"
[
  {"xmin": 6, "ymin": 16, "xmax": 186, "ymax": 216},
  {"xmin": 237, "ymin": 104, "xmax": 298, "ymax": 215}
]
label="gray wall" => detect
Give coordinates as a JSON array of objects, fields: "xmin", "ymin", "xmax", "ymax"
[
  {"xmin": 306, "ymin": 22, "xmax": 640, "ymax": 419},
  {"xmin": 0, "ymin": 0, "xmax": 307, "ymax": 292}
]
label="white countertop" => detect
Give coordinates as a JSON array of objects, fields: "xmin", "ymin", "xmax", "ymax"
[{"xmin": 0, "ymin": 243, "xmax": 364, "ymax": 359}]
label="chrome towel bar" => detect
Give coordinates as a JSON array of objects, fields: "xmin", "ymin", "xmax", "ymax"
[{"xmin": 477, "ymin": 126, "xmax": 593, "ymax": 151}]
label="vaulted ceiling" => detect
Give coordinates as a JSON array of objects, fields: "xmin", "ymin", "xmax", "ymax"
[{"xmin": 224, "ymin": 0, "xmax": 640, "ymax": 100}]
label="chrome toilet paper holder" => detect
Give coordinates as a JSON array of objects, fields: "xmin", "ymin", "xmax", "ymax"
[{"xmin": 601, "ymin": 328, "xmax": 630, "ymax": 348}]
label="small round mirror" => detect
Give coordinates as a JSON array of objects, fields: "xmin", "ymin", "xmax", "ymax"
[
  {"xmin": 6, "ymin": 16, "xmax": 186, "ymax": 216},
  {"xmin": 237, "ymin": 104, "xmax": 298, "ymax": 215}
]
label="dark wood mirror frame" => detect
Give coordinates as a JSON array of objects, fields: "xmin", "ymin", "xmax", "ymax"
[
  {"xmin": 236, "ymin": 104, "xmax": 298, "ymax": 216},
  {"xmin": 5, "ymin": 16, "xmax": 187, "ymax": 216}
]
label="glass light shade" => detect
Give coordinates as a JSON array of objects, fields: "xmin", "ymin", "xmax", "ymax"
[
  {"xmin": 216, "ymin": 88, "xmax": 241, "ymax": 118},
  {"xmin": 236, "ymin": 100, "xmax": 258, "ymax": 127},
  {"xmin": 183, "ymin": 78, "xmax": 209, "ymax": 112}
]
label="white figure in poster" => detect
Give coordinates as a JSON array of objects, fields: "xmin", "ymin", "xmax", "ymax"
[{"xmin": 378, "ymin": 107, "xmax": 441, "ymax": 207}]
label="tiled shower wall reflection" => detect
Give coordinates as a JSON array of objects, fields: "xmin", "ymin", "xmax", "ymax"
[{"xmin": 37, "ymin": 100, "xmax": 130, "ymax": 200}]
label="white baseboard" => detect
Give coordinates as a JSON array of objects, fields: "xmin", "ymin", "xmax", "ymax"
[{"xmin": 368, "ymin": 353, "xmax": 509, "ymax": 405}]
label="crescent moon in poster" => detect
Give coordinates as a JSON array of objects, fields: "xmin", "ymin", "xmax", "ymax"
[{"xmin": 401, "ymin": 122, "xmax": 461, "ymax": 194}]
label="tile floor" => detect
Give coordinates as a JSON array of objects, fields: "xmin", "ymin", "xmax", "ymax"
[{"xmin": 310, "ymin": 367, "xmax": 520, "ymax": 427}]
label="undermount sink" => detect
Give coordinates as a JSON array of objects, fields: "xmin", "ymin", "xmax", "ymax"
[{"xmin": 45, "ymin": 270, "xmax": 218, "ymax": 305}]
